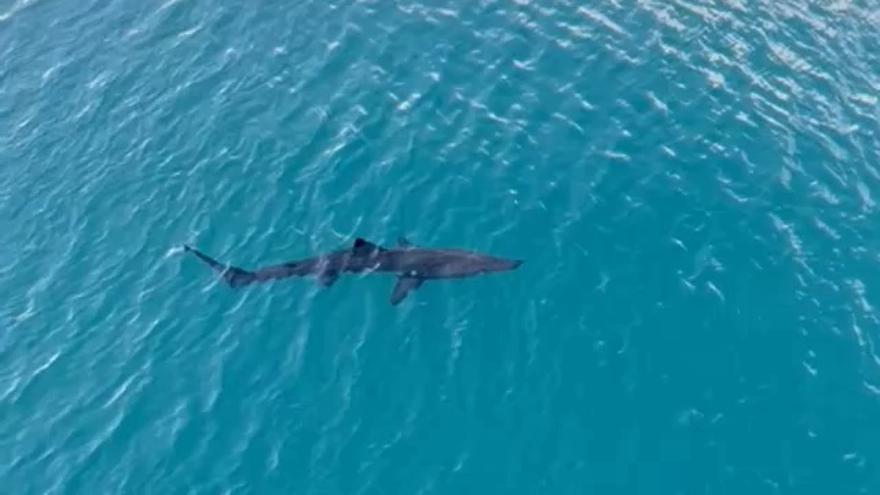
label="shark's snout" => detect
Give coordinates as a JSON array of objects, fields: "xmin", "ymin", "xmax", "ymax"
[{"xmin": 485, "ymin": 258, "xmax": 523, "ymax": 272}]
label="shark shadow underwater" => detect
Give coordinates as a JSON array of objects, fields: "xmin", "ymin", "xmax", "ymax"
[{"xmin": 184, "ymin": 237, "xmax": 523, "ymax": 305}]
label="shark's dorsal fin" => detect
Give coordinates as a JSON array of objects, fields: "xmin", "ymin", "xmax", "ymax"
[
  {"xmin": 352, "ymin": 237, "xmax": 382, "ymax": 255},
  {"xmin": 397, "ymin": 236, "xmax": 412, "ymax": 248}
]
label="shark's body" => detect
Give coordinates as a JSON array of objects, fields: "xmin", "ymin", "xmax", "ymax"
[{"xmin": 184, "ymin": 237, "xmax": 522, "ymax": 304}]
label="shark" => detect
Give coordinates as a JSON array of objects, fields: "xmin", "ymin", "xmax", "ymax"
[{"xmin": 183, "ymin": 237, "xmax": 522, "ymax": 305}]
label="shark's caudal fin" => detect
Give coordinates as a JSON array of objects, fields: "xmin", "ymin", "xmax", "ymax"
[{"xmin": 183, "ymin": 245, "xmax": 258, "ymax": 288}]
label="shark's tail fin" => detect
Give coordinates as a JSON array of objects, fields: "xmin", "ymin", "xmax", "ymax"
[{"xmin": 184, "ymin": 245, "xmax": 257, "ymax": 288}]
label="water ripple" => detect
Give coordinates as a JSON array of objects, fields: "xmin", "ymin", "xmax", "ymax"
[{"xmin": 2, "ymin": 0, "xmax": 880, "ymax": 492}]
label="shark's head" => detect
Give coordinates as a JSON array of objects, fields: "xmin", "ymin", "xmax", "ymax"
[{"xmin": 429, "ymin": 252, "xmax": 523, "ymax": 278}]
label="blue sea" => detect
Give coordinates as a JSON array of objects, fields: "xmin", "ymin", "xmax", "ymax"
[{"xmin": 2, "ymin": 0, "xmax": 880, "ymax": 493}]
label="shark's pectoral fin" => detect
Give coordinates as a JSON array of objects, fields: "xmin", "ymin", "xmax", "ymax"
[
  {"xmin": 390, "ymin": 276, "xmax": 423, "ymax": 305},
  {"xmin": 317, "ymin": 270, "xmax": 339, "ymax": 287}
]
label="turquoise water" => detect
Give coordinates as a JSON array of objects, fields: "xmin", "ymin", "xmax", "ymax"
[{"xmin": 2, "ymin": 0, "xmax": 880, "ymax": 492}]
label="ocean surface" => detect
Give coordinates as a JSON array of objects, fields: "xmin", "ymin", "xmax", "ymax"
[{"xmin": 2, "ymin": 0, "xmax": 880, "ymax": 493}]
